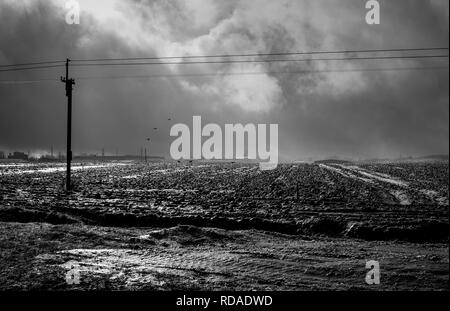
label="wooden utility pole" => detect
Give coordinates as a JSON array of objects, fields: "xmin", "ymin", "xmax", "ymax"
[{"xmin": 61, "ymin": 59, "xmax": 75, "ymax": 191}]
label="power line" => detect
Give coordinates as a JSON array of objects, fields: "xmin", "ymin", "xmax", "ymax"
[
  {"xmin": 0, "ymin": 53, "xmax": 447, "ymax": 73},
  {"xmin": 69, "ymin": 54, "xmax": 449, "ymax": 68},
  {"xmin": 0, "ymin": 47, "xmax": 447, "ymax": 72},
  {"xmin": 0, "ymin": 79, "xmax": 59, "ymax": 84},
  {"xmin": 70, "ymin": 47, "xmax": 449, "ymax": 62},
  {"xmin": 0, "ymin": 60, "xmax": 65, "ymax": 68},
  {"xmin": 0, "ymin": 64, "xmax": 64, "ymax": 73},
  {"xmin": 1, "ymin": 65, "xmax": 447, "ymax": 84},
  {"xmin": 73, "ymin": 65, "xmax": 449, "ymax": 79}
]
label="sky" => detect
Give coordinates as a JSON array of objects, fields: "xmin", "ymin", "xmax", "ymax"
[{"xmin": 0, "ymin": 0, "xmax": 449, "ymax": 161}]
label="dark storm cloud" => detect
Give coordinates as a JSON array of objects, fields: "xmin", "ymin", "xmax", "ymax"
[
  {"xmin": 0, "ymin": 0, "xmax": 174, "ymax": 156},
  {"xmin": 0, "ymin": 0, "xmax": 448, "ymax": 160}
]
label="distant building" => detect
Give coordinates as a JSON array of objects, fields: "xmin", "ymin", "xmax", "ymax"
[
  {"xmin": 40, "ymin": 154, "xmax": 57, "ymax": 161},
  {"xmin": 0, "ymin": 151, "xmax": 4, "ymax": 159},
  {"xmin": 8, "ymin": 151, "xmax": 28, "ymax": 160}
]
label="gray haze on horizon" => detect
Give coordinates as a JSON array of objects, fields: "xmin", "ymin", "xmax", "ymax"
[{"xmin": 0, "ymin": 0, "xmax": 449, "ymax": 161}]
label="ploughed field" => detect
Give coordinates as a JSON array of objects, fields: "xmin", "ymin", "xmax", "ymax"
[{"xmin": 0, "ymin": 160, "xmax": 448, "ymax": 290}]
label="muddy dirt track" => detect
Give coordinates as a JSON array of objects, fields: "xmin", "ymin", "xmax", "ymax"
[{"xmin": 0, "ymin": 160, "xmax": 448, "ymax": 290}]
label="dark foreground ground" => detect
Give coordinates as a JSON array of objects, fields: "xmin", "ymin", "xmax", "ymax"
[{"xmin": 0, "ymin": 160, "xmax": 448, "ymax": 290}]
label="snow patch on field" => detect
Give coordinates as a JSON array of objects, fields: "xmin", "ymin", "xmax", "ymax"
[
  {"xmin": 0, "ymin": 162, "xmax": 131, "ymax": 176},
  {"xmin": 121, "ymin": 174, "xmax": 141, "ymax": 179},
  {"xmin": 318, "ymin": 164, "xmax": 374, "ymax": 183},
  {"xmin": 390, "ymin": 190, "xmax": 411, "ymax": 205},
  {"xmin": 338, "ymin": 165, "xmax": 409, "ymax": 187},
  {"xmin": 120, "ymin": 188, "xmax": 197, "ymax": 194},
  {"xmin": 0, "ymin": 163, "xmax": 47, "ymax": 168},
  {"xmin": 420, "ymin": 189, "xmax": 449, "ymax": 206}
]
